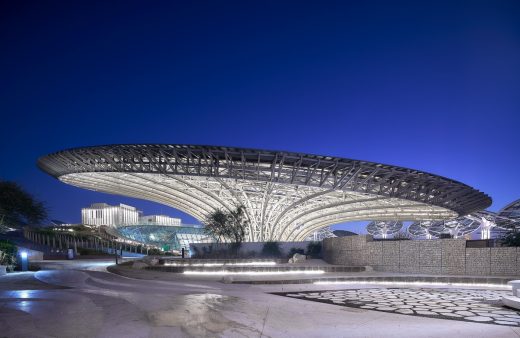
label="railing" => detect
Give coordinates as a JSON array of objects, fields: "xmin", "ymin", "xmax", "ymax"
[
  {"xmin": 466, "ymin": 239, "xmax": 503, "ymax": 248},
  {"xmin": 23, "ymin": 227, "xmax": 153, "ymax": 257}
]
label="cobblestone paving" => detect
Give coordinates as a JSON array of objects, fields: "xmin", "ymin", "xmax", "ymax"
[{"xmin": 274, "ymin": 288, "xmax": 520, "ymax": 326}]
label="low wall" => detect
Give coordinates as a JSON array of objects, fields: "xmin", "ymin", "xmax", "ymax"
[
  {"xmin": 323, "ymin": 235, "xmax": 520, "ymax": 276},
  {"xmin": 190, "ymin": 241, "xmax": 311, "ymax": 257}
]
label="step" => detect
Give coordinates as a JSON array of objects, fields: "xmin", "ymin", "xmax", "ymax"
[
  {"xmin": 232, "ymin": 275, "xmax": 514, "ymax": 286},
  {"xmin": 146, "ymin": 265, "xmax": 365, "ymax": 273}
]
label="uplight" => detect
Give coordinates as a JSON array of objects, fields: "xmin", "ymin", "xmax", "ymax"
[
  {"xmin": 184, "ymin": 270, "xmax": 325, "ymax": 276},
  {"xmin": 164, "ymin": 261, "xmax": 277, "ymax": 267}
]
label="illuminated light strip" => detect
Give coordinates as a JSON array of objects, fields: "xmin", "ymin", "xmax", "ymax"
[
  {"xmin": 313, "ymin": 281, "xmax": 512, "ymax": 289},
  {"xmin": 164, "ymin": 261, "xmax": 277, "ymax": 267},
  {"xmin": 183, "ymin": 270, "xmax": 325, "ymax": 276}
]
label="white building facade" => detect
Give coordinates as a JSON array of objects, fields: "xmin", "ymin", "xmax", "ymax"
[
  {"xmin": 82, "ymin": 203, "xmax": 182, "ymax": 227},
  {"xmin": 82, "ymin": 203, "xmax": 140, "ymax": 227}
]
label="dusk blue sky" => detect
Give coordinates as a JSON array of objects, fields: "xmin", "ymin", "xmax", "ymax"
[{"xmin": 1, "ymin": 1, "xmax": 519, "ymax": 234}]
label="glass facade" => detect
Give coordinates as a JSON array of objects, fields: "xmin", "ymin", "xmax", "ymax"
[{"xmin": 113, "ymin": 224, "xmax": 211, "ymax": 251}]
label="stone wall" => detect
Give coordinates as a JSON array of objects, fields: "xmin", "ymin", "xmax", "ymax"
[
  {"xmin": 323, "ymin": 235, "xmax": 520, "ymax": 276},
  {"xmin": 323, "ymin": 236, "xmax": 368, "ymax": 266},
  {"xmin": 419, "ymin": 240, "xmax": 442, "ymax": 274},
  {"xmin": 190, "ymin": 241, "xmax": 311, "ymax": 257},
  {"xmin": 465, "ymin": 248, "xmax": 490, "ymax": 275}
]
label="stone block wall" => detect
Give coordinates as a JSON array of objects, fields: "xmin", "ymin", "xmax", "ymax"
[
  {"xmin": 399, "ymin": 241, "xmax": 421, "ymax": 273},
  {"xmin": 322, "ymin": 235, "xmax": 520, "ymax": 276},
  {"xmin": 491, "ymin": 247, "xmax": 517, "ymax": 275},
  {"xmin": 323, "ymin": 236, "xmax": 369, "ymax": 265},
  {"xmin": 465, "ymin": 248, "xmax": 491, "ymax": 275},
  {"xmin": 366, "ymin": 241, "xmax": 383, "ymax": 266},
  {"xmin": 441, "ymin": 239, "xmax": 466, "ymax": 275},
  {"xmin": 381, "ymin": 241, "xmax": 399, "ymax": 272},
  {"xmin": 419, "ymin": 240, "xmax": 442, "ymax": 274}
]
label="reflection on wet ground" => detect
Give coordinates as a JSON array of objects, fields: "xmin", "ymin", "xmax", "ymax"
[
  {"xmin": 2, "ymin": 262, "xmax": 520, "ymax": 337},
  {"xmin": 0, "ymin": 268, "xmax": 260, "ymax": 337},
  {"xmin": 147, "ymin": 293, "xmax": 256, "ymax": 336},
  {"xmin": 0, "ymin": 271, "xmax": 69, "ymax": 290}
]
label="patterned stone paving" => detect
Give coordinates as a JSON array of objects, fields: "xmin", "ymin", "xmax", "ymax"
[{"xmin": 273, "ymin": 288, "xmax": 520, "ymax": 326}]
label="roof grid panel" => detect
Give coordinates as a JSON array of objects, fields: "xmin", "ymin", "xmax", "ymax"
[{"xmin": 37, "ymin": 144, "xmax": 492, "ymax": 218}]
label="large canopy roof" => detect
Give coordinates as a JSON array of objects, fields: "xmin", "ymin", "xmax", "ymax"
[
  {"xmin": 498, "ymin": 199, "xmax": 520, "ymax": 226},
  {"xmin": 38, "ymin": 144, "xmax": 491, "ymax": 241}
]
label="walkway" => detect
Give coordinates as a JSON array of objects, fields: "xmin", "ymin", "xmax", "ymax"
[{"xmin": 0, "ymin": 260, "xmax": 520, "ymax": 337}]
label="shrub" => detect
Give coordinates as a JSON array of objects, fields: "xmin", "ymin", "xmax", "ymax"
[
  {"xmin": 243, "ymin": 250, "xmax": 257, "ymax": 258},
  {"xmin": 147, "ymin": 248, "xmax": 164, "ymax": 256},
  {"xmin": 230, "ymin": 242, "xmax": 242, "ymax": 257},
  {"xmin": 287, "ymin": 247, "xmax": 305, "ymax": 258},
  {"xmin": 502, "ymin": 230, "xmax": 520, "ymax": 247},
  {"xmin": 306, "ymin": 241, "xmax": 322, "ymax": 258},
  {"xmin": 261, "ymin": 242, "xmax": 282, "ymax": 258},
  {"xmin": 191, "ymin": 246, "xmax": 201, "ymax": 258},
  {"xmin": 0, "ymin": 240, "xmax": 18, "ymax": 271}
]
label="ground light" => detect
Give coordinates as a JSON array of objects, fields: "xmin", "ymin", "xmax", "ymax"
[
  {"xmin": 20, "ymin": 251, "xmax": 28, "ymax": 271},
  {"xmin": 183, "ymin": 270, "xmax": 325, "ymax": 276},
  {"xmin": 164, "ymin": 261, "xmax": 277, "ymax": 267}
]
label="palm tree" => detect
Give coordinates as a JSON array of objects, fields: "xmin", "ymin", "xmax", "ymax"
[
  {"xmin": 204, "ymin": 209, "xmax": 229, "ymax": 243},
  {"xmin": 227, "ymin": 205, "xmax": 248, "ymax": 244},
  {"xmin": 204, "ymin": 205, "xmax": 249, "ymax": 247}
]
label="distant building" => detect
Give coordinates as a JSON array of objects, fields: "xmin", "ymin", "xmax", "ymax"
[
  {"xmin": 78, "ymin": 202, "xmax": 205, "ymax": 250},
  {"xmin": 82, "ymin": 203, "xmax": 140, "ymax": 227},
  {"xmin": 81, "ymin": 203, "xmax": 182, "ymax": 228}
]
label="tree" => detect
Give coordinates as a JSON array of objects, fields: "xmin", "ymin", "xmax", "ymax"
[
  {"xmin": 0, "ymin": 240, "xmax": 18, "ymax": 271},
  {"xmin": 501, "ymin": 229, "xmax": 520, "ymax": 247},
  {"xmin": 227, "ymin": 205, "xmax": 248, "ymax": 244},
  {"xmin": 306, "ymin": 241, "xmax": 322, "ymax": 258},
  {"xmin": 204, "ymin": 205, "xmax": 249, "ymax": 244},
  {"xmin": 0, "ymin": 180, "xmax": 48, "ymax": 228},
  {"xmin": 261, "ymin": 242, "xmax": 282, "ymax": 258},
  {"xmin": 204, "ymin": 209, "xmax": 229, "ymax": 243}
]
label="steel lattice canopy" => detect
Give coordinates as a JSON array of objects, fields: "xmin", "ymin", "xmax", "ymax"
[
  {"xmin": 305, "ymin": 226, "xmax": 337, "ymax": 241},
  {"xmin": 426, "ymin": 217, "xmax": 481, "ymax": 238},
  {"xmin": 366, "ymin": 221, "xmax": 403, "ymax": 237},
  {"xmin": 470, "ymin": 210, "xmax": 518, "ymax": 230},
  {"xmin": 407, "ymin": 222, "xmax": 431, "ymax": 237},
  {"xmin": 498, "ymin": 199, "xmax": 520, "ymax": 228},
  {"xmin": 37, "ymin": 144, "xmax": 492, "ymax": 242}
]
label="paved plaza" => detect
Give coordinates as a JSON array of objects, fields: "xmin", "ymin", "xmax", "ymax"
[
  {"xmin": 276, "ymin": 288, "xmax": 520, "ymax": 326},
  {"xmin": 0, "ymin": 260, "xmax": 520, "ymax": 337}
]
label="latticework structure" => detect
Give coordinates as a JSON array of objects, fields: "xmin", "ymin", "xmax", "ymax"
[
  {"xmin": 366, "ymin": 221, "xmax": 403, "ymax": 238},
  {"xmin": 407, "ymin": 222, "xmax": 431, "ymax": 238},
  {"xmin": 305, "ymin": 226, "xmax": 337, "ymax": 241},
  {"xmin": 38, "ymin": 144, "xmax": 491, "ymax": 242},
  {"xmin": 498, "ymin": 199, "xmax": 520, "ymax": 228},
  {"xmin": 425, "ymin": 217, "xmax": 481, "ymax": 238}
]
